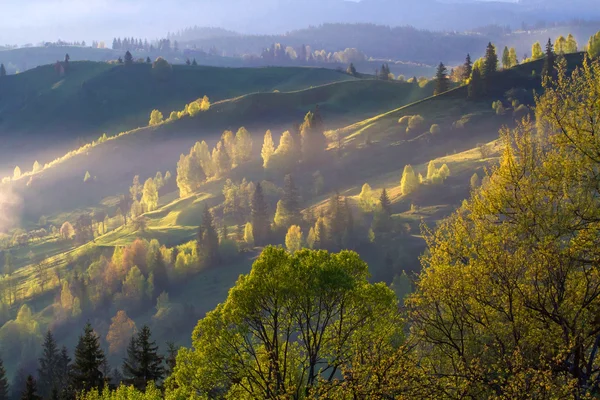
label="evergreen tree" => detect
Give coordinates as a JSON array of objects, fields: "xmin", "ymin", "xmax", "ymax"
[
  {"xmin": 379, "ymin": 188, "xmax": 392, "ymax": 216},
  {"xmin": 251, "ymin": 183, "xmax": 270, "ymax": 245},
  {"xmin": 55, "ymin": 347, "xmax": 70, "ymax": 398},
  {"xmin": 37, "ymin": 331, "xmax": 59, "ymax": 399},
  {"xmin": 483, "ymin": 42, "xmax": 498, "ymax": 86},
  {"xmin": 463, "ymin": 54, "xmax": 472, "ymax": 81},
  {"xmin": 0, "ymin": 64, "xmax": 6, "ymax": 77},
  {"xmin": 197, "ymin": 205, "xmax": 220, "ymax": 266},
  {"xmin": 0, "ymin": 357, "xmax": 8, "ymax": 400},
  {"xmin": 274, "ymin": 174, "xmax": 301, "ymax": 229},
  {"xmin": 542, "ymin": 38, "xmax": 556, "ymax": 80},
  {"xmin": 468, "ymin": 65, "xmax": 484, "ymax": 99},
  {"xmin": 326, "ymin": 192, "xmax": 348, "ymax": 250},
  {"xmin": 165, "ymin": 343, "xmax": 178, "ymax": 378},
  {"xmin": 146, "ymin": 57, "xmax": 151, "ymax": 64},
  {"xmin": 122, "ymin": 326, "xmax": 164, "ymax": 391},
  {"xmin": 185, "ymin": 59, "xmax": 191, "ymax": 66},
  {"xmin": 20, "ymin": 377, "xmax": 40, "ymax": 400},
  {"xmin": 71, "ymin": 323, "xmax": 106, "ymax": 393},
  {"xmin": 502, "ymin": 46, "xmax": 510, "ymax": 69},
  {"xmin": 192, "ymin": 59, "xmax": 198, "ymax": 66},
  {"xmin": 434, "ymin": 62, "xmax": 449, "ymax": 95},
  {"xmin": 124, "ymin": 51, "xmax": 134, "ymax": 65},
  {"xmin": 300, "ymin": 106, "xmax": 326, "ymax": 163}
]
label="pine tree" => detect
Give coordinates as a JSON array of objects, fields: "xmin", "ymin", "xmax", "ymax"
[
  {"xmin": 146, "ymin": 57, "xmax": 151, "ymax": 64},
  {"xmin": 542, "ymin": 38, "xmax": 556, "ymax": 80},
  {"xmin": 122, "ymin": 326, "xmax": 164, "ymax": 391},
  {"xmin": 56, "ymin": 347, "xmax": 71, "ymax": 398},
  {"xmin": 0, "ymin": 357, "xmax": 8, "ymax": 400},
  {"xmin": 346, "ymin": 63, "xmax": 357, "ymax": 76},
  {"xmin": 434, "ymin": 62, "xmax": 449, "ymax": 95},
  {"xmin": 0, "ymin": 64, "xmax": 6, "ymax": 77},
  {"xmin": 463, "ymin": 54, "xmax": 472, "ymax": 81},
  {"xmin": 275, "ymin": 174, "xmax": 301, "ymax": 228},
  {"xmin": 192, "ymin": 59, "xmax": 198, "ymax": 66},
  {"xmin": 483, "ymin": 42, "xmax": 498, "ymax": 87},
  {"xmin": 197, "ymin": 205, "xmax": 220, "ymax": 266},
  {"xmin": 251, "ymin": 183, "xmax": 270, "ymax": 245},
  {"xmin": 20, "ymin": 376, "xmax": 40, "ymax": 400},
  {"xmin": 71, "ymin": 323, "xmax": 106, "ymax": 393},
  {"xmin": 300, "ymin": 106, "xmax": 326, "ymax": 162},
  {"xmin": 468, "ymin": 65, "xmax": 484, "ymax": 99},
  {"xmin": 379, "ymin": 188, "xmax": 392, "ymax": 216},
  {"xmin": 37, "ymin": 331, "xmax": 59, "ymax": 399},
  {"xmin": 124, "ymin": 51, "xmax": 134, "ymax": 65}
]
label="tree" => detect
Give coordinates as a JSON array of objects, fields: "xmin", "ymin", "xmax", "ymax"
[
  {"xmin": 118, "ymin": 195, "xmax": 132, "ymax": 225},
  {"xmin": 400, "ymin": 165, "xmax": 419, "ymax": 195},
  {"xmin": 151, "ymin": 57, "xmax": 172, "ymax": 80},
  {"xmin": 251, "ymin": 183, "xmax": 270, "ymax": 246},
  {"xmin": 509, "ymin": 47, "xmax": 518, "ymax": 67},
  {"xmin": 554, "ymin": 35, "xmax": 566, "ymax": 55},
  {"xmin": 566, "ymin": 33, "xmax": 578, "ymax": 53},
  {"xmin": 462, "ymin": 53, "xmax": 472, "ymax": 81},
  {"xmin": 470, "ymin": 172, "xmax": 480, "ymax": 189},
  {"xmin": 59, "ymin": 221, "xmax": 74, "ymax": 240},
  {"xmin": 358, "ymin": 183, "xmax": 375, "ymax": 212},
  {"xmin": 167, "ymin": 247, "xmax": 400, "ymax": 399},
  {"xmin": 124, "ymin": 51, "xmax": 134, "ymax": 65},
  {"xmin": 0, "ymin": 64, "xmax": 6, "ymax": 77},
  {"xmin": 426, "ymin": 160, "xmax": 438, "ymax": 180},
  {"xmin": 106, "ymin": 310, "xmax": 137, "ymax": 355},
  {"xmin": 83, "ymin": 171, "xmax": 92, "ymax": 183},
  {"xmin": 32, "ymin": 161, "xmax": 42, "ymax": 174},
  {"xmin": 13, "ymin": 166, "xmax": 21, "ymax": 180},
  {"xmin": 192, "ymin": 59, "xmax": 198, "ymax": 66},
  {"xmin": 0, "ymin": 357, "xmax": 8, "ymax": 400},
  {"xmin": 300, "ymin": 107, "xmax": 327, "ymax": 162},
  {"xmin": 261, "ymin": 130, "xmax": 275, "ymax": 168},
  {"xmin": 20, "ymin": 376, "xmax": 40, "ymax": 400},
  {"xmin": 149, "ymin": 110, "xmax": 163, "ymax": 126},
  {"xmin": 141, "ymin": 179, "xmax": 158, "ymax": 212},
  {"xmin": 379, "ymin": 188, "xmax": 392, "ymax": 216},
  {"xmin": 234, "ymin": 127, "xmax": 253, "ymax": 165},
  {"xmin": 542, "ymin": 38, "xmax": 556, "ymax": 80},
  {"xmin": 212, "ymin": 141, "xmax": 231, "ymax": 177},
  {"xmin": 531, "ymin": 41, "xmax": 544, "ymax": 60},
  {"xmin": 146, "ymin": 57, "xmax": 151, "ymax": 64},
  {"xmin": 346, "ymin": 63, "xmax": 357, "ymax": 76},
  {"xmin": 285, "ymin": 225, "xmax": 303, "ymax": 253},
  {"xmin": 274, "ymin": 174, "xmax": 301, "ymax": 229},
  {"xmin": 37, "ymin": 331, "xmax": 59, "ymax": 399},
  {"xmin": 408, "ymin": 57, "xmax": 600, "ymax": 397},
  {"xmin": 71, "ymin": 323, "xmax": 106, "ymax": 392},
  {"xmin": 468, "ymin": 65, "xmax": 483, "ymax": 99},
  {"xmin": 502, "ymin": 46, "xmax": 510, "ymax": 69},
  {"xmin": 243, "ymin": 222, "xmax": 254, "ymax": 247},
  {"xmin": 197, "ymin": 205, "xmax": 220, "ymax": 266},
  {"xmin": 482, "ymin": 42, "xmax": 498, "ymax": 84},
  {"xmin": 434, "ymin": 62, "xmax": 449, "ymax": 95},
  {"xmin": 122, "ymin": 326, "xmax": 164, "ymax": 391}
]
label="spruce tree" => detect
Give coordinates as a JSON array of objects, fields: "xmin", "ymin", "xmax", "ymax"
[
  {"xmin": 346, "ymin": 63, "xmax": 356, "ymax": 76},
  {"xmin": 468, "ymin": 66, "xmax": 484, "ymax": 99},
  {"xmin": 124, "ymin": 51, "xmax": 134, "ymax": 65},
  {"xmin": 380, "ymin": 188, "xmax": 392, "ymax": 216},
  {"xmin": 37, "ymin": 331, "xmax": 59, "ymax": 399},
  {"xmin": 71, "ymin": 323, "xmax": 106, "ymax": 393},
  {"xmin": 122, "ymin": 326, "xmax": 164, "ymax": 391},
  {"xmin": 55, "ymin": 347, "xmax": 70, "ymax": 399},
  {"xmin": 197, "ymin": 205, "xmax": 220, "ymax": 266},
  {"xmin": 463, "ymin": 54, "xmax": 472, "ymax": 81},
  {"xmin": 192, "ymin": 59, "xmax": 198, "ymax": 66},
  {"xmin": 276, "ymin": 174, "xmax": 301, "ymax": 228},
  {"xmin": 542, "ymin": 38, "xmax": 556, "ymax": 80},
  {"xmin": 251, "ymin": 183, "xmax": 270, "ymax": 245},
  {"xmin": 300, "ymin": 106, "xmax": 327, "ymax": 163},
  {"xmin": 434, "ymin": 62, "xmax": 449, "ymax": 95},
  {"xmin": 0, "ymin": 64, "xmax": 6, "ymax": 77},
  {"xmin": 146, "ymin": 57, "xmax": 151, "ymax": 64},
  {"xmin": 483, "ymin": 42, "xmax": 498, "ymax": 88},
  {"xmin": 20, "ymin": 377, "xmax": 40, "ymax": 400},
  {"xmin": 0, "ymin": 357, "xmax": 8, "ymax": 400}
]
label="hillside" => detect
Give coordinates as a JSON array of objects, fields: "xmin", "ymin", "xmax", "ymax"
[{"xmin": 0, "ymin": 61, "xmax": 356, "ymax": 169}]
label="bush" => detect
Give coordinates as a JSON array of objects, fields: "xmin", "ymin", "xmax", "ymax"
[
  {"xmin": 429, "ymin": 124, "xmax": 441, "ymax": 135},
  {"xmin": 152, "ymin": 57, "xmax": 172, "ymax": 81},
  {"xmin": 398, "ymin": 116, "xmax": 411, "ymax": 126},
  {"xmin": 477, "ymin": 143, "xmax": 492, "ymax": 159},
  {"xmin": 406, "ymin": 115, "xmax": 425, "ymax": 133}
]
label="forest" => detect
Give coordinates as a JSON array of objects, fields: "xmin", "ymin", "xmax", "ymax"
[{"xmin": 1, "ymin": 8, "xmax": 600, "ymax": 400}]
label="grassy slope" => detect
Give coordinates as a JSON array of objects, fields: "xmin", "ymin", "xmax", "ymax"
[{"xmin": 16, "ymin": 78, "xmax": 431, "ymax": 222}]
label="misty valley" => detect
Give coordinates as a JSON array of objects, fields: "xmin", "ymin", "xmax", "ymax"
[{"xmin": 0, "ymin": 3, "xmax": 600, "ymax": 399}]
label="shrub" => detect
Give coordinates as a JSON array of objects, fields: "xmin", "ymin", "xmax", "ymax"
[
  {"xmin": 152, "ymin": 57, "xmax": 172, "ymax": 80},
  {"xmin": 398, "ymin": 116, "xmax": 411, "ymax": 126},
  {"xmin": 477, "ymin": 143, "xmax": 492, "ymax": 159},
  {"xmin": 429, "ymin": 124, "xmax": 441, "ymax": 135},
  {"xmin": 406, "ymin": 115, "xmax": 425, "ymax": 133}
]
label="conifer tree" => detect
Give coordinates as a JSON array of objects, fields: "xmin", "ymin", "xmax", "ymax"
[
  {"xmin": 122, "ymin": 326, "xmax": 164, "ymax": 391},
  {"xmin": 192, "ymin": 59, "xmax": 198, "ymax": 66},
  {"xmin": 434, "ymin": 62, "xmax": 449, "ymax": 95},
  {"xmin": 300, "ymin": 106, "xmax": 327, "ymax": 162},
  {"xmin": 358, "ymin": 183, "xmax": 375, "ymax": 212},
  {"xmin": 274, "ymin": 175, "xmax": 301, "ymax": 229},
  {"xmin": 379, "ymin": 188, "xmax": 392, "ymax": 217},
  {"xmin": 197, "ymin": 205, "xmax": 220, "ymax": 266},
  {"xmin": 251, "ymin": 183, "xmax": 270, "ymax": 245},
  {"xmin": 463, "ymin": 54, "xmax": 472, "ymax": 81},
  {"xmin": 400, "ymin": 165, "xmax": 419, "ymax": 195},
  {"xmin": 426, "ymin": 160, "xmax": 438, "ymax": 180},
  {"xmin": 37, "ymin": 331, "xmax": 59, "ymax": 399},
  {"xmin": 326, "ymin": 192, "xmax": 347, "ymax": 250},
  {"xmin": 313, "ymin": 216, "xmax": 326, "ymax": 249},
  {"xmin": 542, "ymin": 38, "xmax": 556, "ymax": 80},
  {"xmin": 346, "ymin": 63, "xmax": 357, "ymax": 76},
  {"xmin": 261, "ymin": 130, "xmax": 275, "ymax": 168},
  {"xmin": 146, "ymin": 57, "xmax": 151, "ymax": 64},
  {"xmin": 0, "ymin": 64, "xmax": 6, "ymax": 77},
  {"xmin": 124, "ymin": 51, "xmax": 134, "ymax": 65},
  {"xmin": 71, "ymin": 323, "xmax": 106, "ymax": 393},
  {"xmin": 0, "ymin": 357, "xmax": 8, "ymax": 400},
  {"xmin": 21, "ymin": 376, "xmax": 40, "ymax": 400},
  {"xmin": 483, "ymin": 42, "xmax": 498, "ymax": 85}
]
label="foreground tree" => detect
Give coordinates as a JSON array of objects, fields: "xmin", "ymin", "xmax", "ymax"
[
  {"xmin": 167, "ymin": 247, "xmax": 407, "ymax": 398},
  {"xmin": 0, "ymin": 357, "xmax": 8, "ymax": 400},
  {"xmin": 122, "ymin": 326, "xmax": 164, "ymax": 391},
  {"xmin": 20, "ymin": 376, "xmax": 40, "ymax": 400},
  {"xmin": 408, "ymin": 56, "xmax": 600, "ymax": 398},
  {"xmin": 37, "ymin": 331, "xmax": 59, "ymax": 399},
  {"xmin": 434, "ymin": 62, "xmax": 449, "ymax": 95},
  {"xmin": 71, "ymin": 324, "xmax": 106, "ymax": 393}
]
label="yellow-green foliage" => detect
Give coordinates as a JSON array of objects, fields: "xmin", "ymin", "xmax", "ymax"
[
  {"xmin": 588, "ymin": 31, "xmax": 600, "ymax": 59},
  {"xmin": 79, "ymin": 383, "xmax": 162, "ymax": 400},
  {"xmin": 244, "ymin": 222, "xmax": 254, "ymax": 247},
  {"xmin": 285, "ymin": 225, "xmax": 303, "ymax": 254},
  {"xmin": 398, "ymin": 115, "xmax": 411, "ymax": 126},
  {"xmin": 149, "ymin": 110, "xmax": 163, "ymax": 126},
  {"xmin": 400, "ymin": 164, "xmax": 419, "ymax": 195},
  {"xmin": 358, "ymin": 183, "xmax": 375, "ymax": 212},
  {"xmin": 406, "ymin": 115, "xmax": 425, "ymax": 133},
  {"xmin": 429, "ymin": 124, "xmax": 441, "ymax": 135},
  {"xmin": 531, "ymin": 41, "xmax": 544, "ymax": 60}
]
